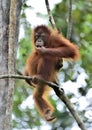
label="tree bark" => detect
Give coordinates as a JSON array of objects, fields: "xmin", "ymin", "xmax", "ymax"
[
  {"xmin": 0, "ymin": 1, "xmax": 10, "ymax": 129},
  {"xmin": 0, "ymin": 0, "xmax": 22, "ymax": 130}
]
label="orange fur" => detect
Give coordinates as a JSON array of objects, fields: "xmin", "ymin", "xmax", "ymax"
[{"xmin": 24, "ymin": 25, "xmax": 80, "ymax": 121}]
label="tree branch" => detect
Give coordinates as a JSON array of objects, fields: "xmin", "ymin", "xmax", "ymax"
[
  {"xmin": 59, "ymin": 95, "xmax": 87, "ymax": 130},
  {"xmin": 0, "ymin": 74, "xmax": 63, "ymax": 94},
  {"xmin": 67, "ymin": 0, "xmax": 72, "ymax": 40},
  {"xmin": 0, "ymin": 73, "xmax": 87, "ymax": 130},
  {"xmin": 45, "ymin": 0, "xmax": 57, "ymax": 30}
]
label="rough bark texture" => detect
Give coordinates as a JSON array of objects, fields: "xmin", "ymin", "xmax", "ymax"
[
  {"xmin": 0, "ymin": 1, "xmax": 10, "ymax": 129},
  {"xmin": 0, "ymin": 0, "xmax": 22, "ymax": 130}
]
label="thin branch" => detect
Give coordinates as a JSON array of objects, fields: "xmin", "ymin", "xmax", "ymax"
[
  {"xmin": 45, "ymin": 0, "xmax": 57, "ymax": 30},
  {"xmin": 45, "ymin": 0, "xmax": 72, "ymax": 38},
  {"xmin": 67, "ymin": 0, "xmax": 72, "ymax": 40},
  {"xmin": 0, "ymin": 74, "xmax": 63, "ymax": 94},
  {"xmin": 0, "ymin": 74, "xmax": 32, "ymax": 80}
]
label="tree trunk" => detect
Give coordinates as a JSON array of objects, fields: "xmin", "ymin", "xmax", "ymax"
[
  {"xmin": 0, "ymin": 0, "xmax": 22, "ymax": 130},
  {"xmin": 0, "ymin": 1, "xmax": 10, "ymax": 129}
]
